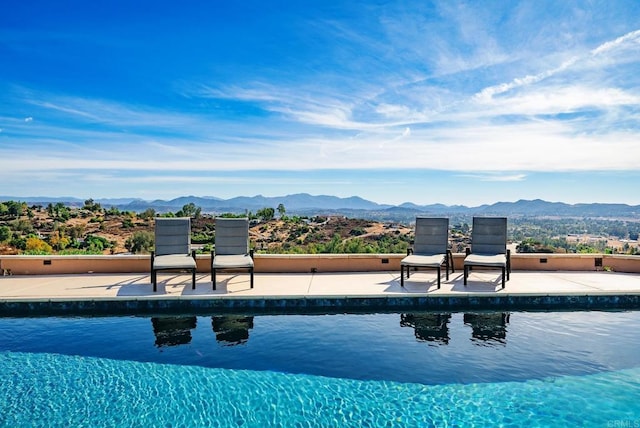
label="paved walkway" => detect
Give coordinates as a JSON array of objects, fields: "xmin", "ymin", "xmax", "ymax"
[{"xmin": 1, "ymin": 270, "xmax": 640, "ymax": 301}]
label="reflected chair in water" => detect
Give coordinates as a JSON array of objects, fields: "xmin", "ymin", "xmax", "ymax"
[
  {"xmin": 151, "ymin": 316, "xmax": 197, "ymax": 347},
  {"xmin": 211, "ymin": 315, "xmax": 254, "ymax": 346},
  {"xmin": 463, "ymin": 312, "xmax": 510, "ymax": 344},
  {"xmin": 400, "ymin": 313, "xmax": 451, "ymax": 344},
  {"xmin": 400, "ymin": 217, "xmax": 453, "ymax": 289},
  {"xmin": 211, "ymin": 218, "xmax": 254, "ymax": 290},
  {"xmin": 151, "ymin": 217, "xmax": 197, "ymax": 292},
  {"xmin": 463, "ymin": 217, "xmax": 510, "ymax": 289}
]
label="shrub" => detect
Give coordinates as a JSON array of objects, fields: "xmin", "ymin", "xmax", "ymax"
[
  {"xmin": 125, "ymin": 231, "xmax": 154, "ymax": 254},
  {"xmin": 0, "ymin": 225, "xmax": 11, "ymax": 243},
  {"xmin": 24, "ymin": 237, "xmax": 53, "ymax": 254}
]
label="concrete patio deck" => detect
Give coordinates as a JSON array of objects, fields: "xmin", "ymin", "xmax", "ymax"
[{"xmin": 1, "ymin": 270, "xmax": 640, "ymax": 315}]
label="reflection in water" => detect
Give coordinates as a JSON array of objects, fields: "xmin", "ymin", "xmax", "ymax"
[
  {"xmin": 400, "ymin": 313, "xmax": 451, "ymax": 344},
  {"xmin": 463, "ymin": 312, "xmax": 510, "ymax": 345},
  {"xmin": 151, "ymin": 316, "xmax": 197, "ymax": 348},
  {"xmin": 212, "ymin": 315, "xmax": 254, "ymax": 346}
]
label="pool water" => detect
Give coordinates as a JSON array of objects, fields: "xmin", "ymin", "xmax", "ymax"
[{"xmin": 1, "ymin": 311, "xmax": 639, "ymax": 426}]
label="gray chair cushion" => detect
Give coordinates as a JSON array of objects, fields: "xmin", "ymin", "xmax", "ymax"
[
  {"xmin": 153, "ymin": 254, "xmax": 197, "ymax": 270},
  {"xmin": 212, "ymin": 254, "xmax": 254, "ymax": 269},
  {"xmin": 401, "ymin": 253, "xmax": 446, "ymax": 267},
  {"xmin": 464, "ymin": 253, "xmax": 507, "ymax": 268}
]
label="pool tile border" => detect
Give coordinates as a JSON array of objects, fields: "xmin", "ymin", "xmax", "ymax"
[{"xmin": 2, "ymin": 293, "xmax": 640, "ymax": 316}]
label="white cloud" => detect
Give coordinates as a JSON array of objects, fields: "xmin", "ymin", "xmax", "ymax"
[
  {"xmin": 459, "ymin": 173, "xmax": 527, "ymax": 182},
  {"xmin": 474, "ymin": 86, "xmax": 640, "ymax": 117},
  {"xmin": 1, "ymin": 119, "xmax": 637, "ymax": 175},
  {"xmin": 591, "ymin": 29, "xmax": 640, "ymax": 56},
  {"xmin": 474, "ymin": 28, "xmax": 640, "ymax": 104}
]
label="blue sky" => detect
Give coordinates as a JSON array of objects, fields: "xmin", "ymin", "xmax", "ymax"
[{"xmin": 1, "ymin": 1, "xmax": 640, "ymax": 206}]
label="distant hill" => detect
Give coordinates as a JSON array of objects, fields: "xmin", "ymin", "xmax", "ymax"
[
  {"xmin": 1, "ymin": 195, "xmax": 639, "ymax": 219},
  {"xmin": 120, "ymin": 193, "xmax": 391, "ymax": 212}
]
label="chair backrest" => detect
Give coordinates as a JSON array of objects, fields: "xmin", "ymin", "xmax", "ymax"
[
  {"xmin": 471, "ymin": 217, "xmax": 507, "ymax": 255},
  {"xmin": 155, "ymin": 217, "xmax": 191, "ymax": 256},
  {"xmin": 413, "ymin": 217, "xmax": 448, "ymax": 255},
  {"xmin": 215, "ymin": 218, "xmax": 250, "ymax": 255}
]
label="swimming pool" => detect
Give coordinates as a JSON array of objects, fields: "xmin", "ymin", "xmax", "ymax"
[{"xmin": 1, "ymin": 311, "xmax": 639, "ymax": 426}]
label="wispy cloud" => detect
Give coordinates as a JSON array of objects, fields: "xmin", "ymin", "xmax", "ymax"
[
  {"xmin": 473, "ymin": 28, "xmax": 640, "ymax": 104},
  {"xmin": 459, "ymin": 173, "xmax": 527, "ymax": 182}
]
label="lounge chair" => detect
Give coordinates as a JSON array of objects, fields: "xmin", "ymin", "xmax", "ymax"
[
  {"xmin": 463, "ymin": 217, "xmax": 510, "ymax": 289},
  {"xmin": 400, "ymin": 217, "xmax": 453, "ymax": 289},
  {"xmin": 150, "ymin": 217, "xmax": 197, "ymax": 292},
  {"xmin": 211, "ymin": 217, "xmax": 254, "ymax": 290}
]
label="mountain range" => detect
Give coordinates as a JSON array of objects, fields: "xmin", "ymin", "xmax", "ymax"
[{"xmin": 2, "ymin": 194, "xmax": 639, "ymax": 219}]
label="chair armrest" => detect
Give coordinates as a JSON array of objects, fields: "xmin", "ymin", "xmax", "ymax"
[
  {"xmin": 249, "ymin": 249, "xmax": 254, "ymax": 258},
  {"xmin": 465, "ymin": 247, "xmax": 471, "ymax": 256},
  {"xmin": 190, "ymin": 249, "xmax": 196, "ymax": 260},
  {"xmin": 150, "ymin": 251, "xmax": 155, "ymax": 269},
  {"xmin": 406, "ymin": 248, "xmax": 413, "ymax": 256}
]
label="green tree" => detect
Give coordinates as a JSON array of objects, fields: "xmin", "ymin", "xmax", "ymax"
[
  {"xmin": 176, "ymin": 203, "xmax": 201, "ymax": 218},
  {"xmin": 125, "ymin": 231, "xmax": 154, "ymax": 254},
  {"xmin": 139, "ymin": 208, "xmax": 156, "ymax": 220},
  {"xmin": 53, "ymin": 202, "xmax": 70, "ymax": 220},
  {"xmin": 84, "ymin": 235, "xmax": 111, "ymax": 253},
  {"xmin": 83, "ymin": 198, "xmax": 102, "ymax": 212},
  {"xmin": 10, "ymin": 236, "xmax": 27, "ymax": 250},
  {"xmin": 6, "ymin": 201, "xmax": 25, "ymax": 218},
  {"xmin": 256, "ymin": 207, "xmax": 275, "ymax": 221},
  {"xmin": 105, "ymin": 206, "xmax": 121, "ymax": 216},
  {"xmin": 277, "ymin": 203, "xmax": 286, "ymax": 218},
  {"xmin": 0, "ymin": 225, "xmax": 11, "ymax": 243}
]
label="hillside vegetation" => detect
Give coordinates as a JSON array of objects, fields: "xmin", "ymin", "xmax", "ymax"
[
  {"xmin": 0, "ymin": 200, "xmax": 639, "ymax": 256},
  {"xmin": 0, "ymin": 200, "xmax": 424, "ymax": 256}
]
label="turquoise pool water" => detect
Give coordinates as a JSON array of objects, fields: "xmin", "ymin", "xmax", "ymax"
[{"xmin": 1, "ymin": 311, "xmax": 639, "ymax": 426}]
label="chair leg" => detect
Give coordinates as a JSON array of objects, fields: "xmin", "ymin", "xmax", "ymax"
[
  {"xmin": 250, "ymin": 268, "xmax": 254, "ymax": 289},
  {"xmin": 436, "ymin": 266, "xmax": 441, "ymax": 289},
  {"xmin": 192, "ymin": 269, "xmax": 196, "ymax": 290},
  {"xmin": 464, "ymin": 266, "xmax": 468, "ymax": 285},
  {"xmin": 212, "ymin": 269, "xmax": 216, "ymax": 290},
  {"xmin": 400, "ymin": 265, "xmax": 405, "ymax": 287},
  {"xmin": 502, "ymin": 267, "xmax": 506, "ymax": 289},
  {"xmin": 152, "ymin": 270, "xmax": 157, "ymax": 292}
]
